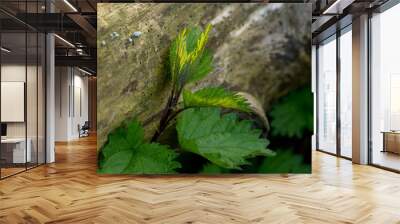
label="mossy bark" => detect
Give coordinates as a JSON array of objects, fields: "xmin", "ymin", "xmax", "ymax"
[{"xmin": 97, "ymin": 3, "xmax": 311, "ymax": 148}]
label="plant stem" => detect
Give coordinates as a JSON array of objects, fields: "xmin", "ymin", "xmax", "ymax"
[
  {"xmin": 151, "ymin": 87, "xmax": 177, "ymax": 142},
  {"xmin": 151, "ymin": 79, "xmax": 187, "ymax": 142}
]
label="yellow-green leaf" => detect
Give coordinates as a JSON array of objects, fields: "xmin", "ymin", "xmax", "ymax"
[{"xmin": 183, "ymin": 87, "xmax": 251, "ymax": 112}]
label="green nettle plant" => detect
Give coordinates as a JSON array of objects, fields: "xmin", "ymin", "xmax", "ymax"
[
  {"xmin": 269, "ymin": 87, "xmax": 313, "ymax": 139},
  {"xmin": 98, "ymin": 24, "xmax": 276, "ymax": 174}
]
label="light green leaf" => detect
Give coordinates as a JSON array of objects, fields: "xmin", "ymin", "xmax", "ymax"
[
  {"xmin": 269, "ymin": 87, "xmax": 313, "ymax": 138},
  {"xmin": 183, "ymin": 87, "xmax": 251, "ymax": 112},
  {"xmin": 177, "ymin": 107, "xmax": 274, "ymax": 169},
  {"xmin": 102, "ymin": 143, "xmax": 181, "ymax": 174}
]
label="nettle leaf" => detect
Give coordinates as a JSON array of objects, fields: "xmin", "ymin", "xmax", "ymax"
[
  {"xmin": 183, "ymin": 87, "xmax": 251, "ymax": 112},
  {"xmin": 126, "ymin": 119, "xmax": 144, "ymax": 148},
  {"xmin": 258, "ymin": 149, "xmax": 311, "ymax": 174},
  {"xmin": 168, "ymin": 24, "xmax": 213, "ymax": 87},
  {"xmin": 201, "ymin": 163, "xmax": 230, "ymax": 174},
  {"xmin": 176, "ymin": 107, "xmax": 275, "ymax": 169},
  {"xmin": 186, "ymin": 27, "xmax": 202, "ymax": 52},
  {"xmin": 269, "ymin": 87, "xmax": 313, "ymax": 138},
  {"xmin": 102, "ymin": 143, "xmax": 181, "ymax": 174},
  {"xmin": 99, "ymin": 119, "xmax": 180, "ymax": 174},
  {"xmin": 101, "ymin": 127, "xmax": 130, "ymax": 159},
  {"xmin": 237, "ymin": 92, "xmax": 270, "ymax": 131},
  {"xmin": 101, "ymin": 120, "xmax": 144, "ymax": 159},
  {"xmin": 185, "ymin": 49, "xmax": 213, "ymax": 84}
]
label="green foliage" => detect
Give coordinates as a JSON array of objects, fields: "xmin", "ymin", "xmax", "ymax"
[
  {"xmin": 101, "ymin": 143, "xmax": 181, "ymax": 174},
  {"xmin": 183, "ymin": 87, "xmax": 251, "ymax": 112},
  {"xmin": 169, "ymin": 24, "xmax": 213, "ymax": 89},
  {"xmin": 201, "ymin": 163, "xmax": 230, "ymax": 174},
  {"xmin": 269, "ymin": 87, "xmax": 313, "ymax": 138},
  {"xmin": 176, "ymin": 107, "xmax": 275, "ymax": 170},
  {"xmin": 186, "ymin": 50, "xmax": 213, "ymax": 84},
  {"xmin": 237, "ymin": 92, "xmax": 270, "ymax": 130},
  {"xmin": 99, "ymin": 120, "xmax": 181, "ymax": 174},
  {"xmin": 102, "ymin": 120, "xmax": 143, "ymax": 159},
  {"xmin": 258, "ymin": 149, "xmax": 311, "ymax": 173}
]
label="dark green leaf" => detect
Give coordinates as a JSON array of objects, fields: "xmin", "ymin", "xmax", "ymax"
[
  {"xmin": 101, "ymin": 143, "xmax": 181, "ymax": 174},
  {"xmin": 201, "ymin": 163, "xmax": 230, "ymax": 174},
  {"xmin": 185, "ymin": 49, "xmax": 213, "ymax": 84},
  {"xmin": 186, "ymin": 27, "xmax": 202, "ymax": 52},
  {"xmin": 101, "ymin": 150, "xmax": 132, "ymax": 173},
  {"xmin": 258, "ymin": 149, "xmax": 311, "ymax": 173},
  {"xmin": 169, "ymin": 37, "xmax": 178, "ymax": 83},
  {"xmin": 177, "ymin": 107, "xmax": 274, "ymax": 169},
  {"xmin": 269, "ymin": 87, "xmax": 313, "ymax": 138},
  {"xmin": 101, "ymin": 127, "xmax": 130, "ymax": 159},
  {"xmin": 101, "ymin": 119, "xmax": 144, "ymax": 160},
  {"xmin": 99, "ymin": 119, "xmax": 181, "ymax": 174},
  {"xmin": 126, "ymin": 119, "xmax": 144, "ymax": 148}
]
